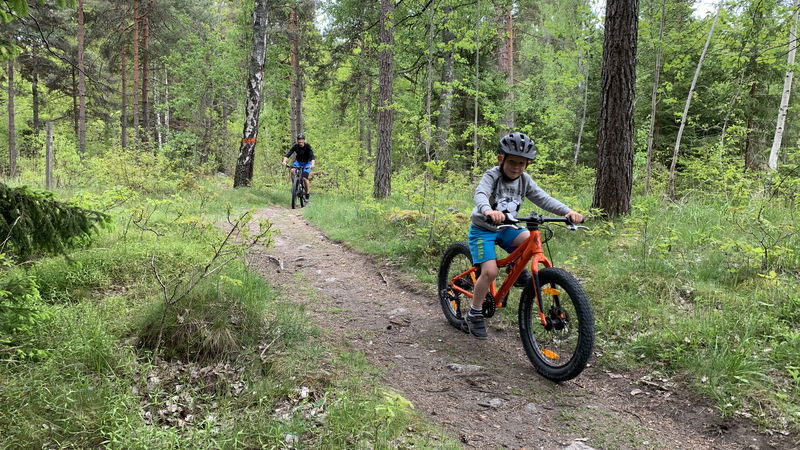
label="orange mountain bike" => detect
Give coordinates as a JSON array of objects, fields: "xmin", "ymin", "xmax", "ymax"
[{"xmin": 438, "ymin": 214, "xmax": 594, "ymax": 382}]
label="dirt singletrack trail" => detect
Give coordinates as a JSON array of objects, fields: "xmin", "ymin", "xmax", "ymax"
[{"xmin": 248, "ymin": 206, "xmax": 797, "ymax": 450}]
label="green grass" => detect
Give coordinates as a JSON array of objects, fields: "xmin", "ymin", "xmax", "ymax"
[{"xmin": 0, "ymin": 182, "xmax": 458, "ymax": 448}]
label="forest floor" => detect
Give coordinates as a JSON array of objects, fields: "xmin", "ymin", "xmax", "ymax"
[{"xmin": 247, "ymin": 206, "xmax": 799, "ymax": 450}]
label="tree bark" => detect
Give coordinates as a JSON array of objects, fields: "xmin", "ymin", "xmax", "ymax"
[
  {"xmin": 121, "ymin": 42, "xmax": 128, "ymax": 150},
  {"xmin": 233, "ymin": 0, "xmax": 270, "ymax": 188},
  {"xmin": 72, "ymin": 67, "xmax": 78, "ymax": 138},
  {"xmin": 7, "ymin": 59, "xmax": 17, "ymax": 178},
  {"xmin": 78, "ymin": 0, "xmax": 87, "ymax": 155},
  {"xmin": 496, "ymin": 2, "xmax": 514, "ymax": 134},
  {"xmin": 289, "ymin": 5, "xmax": 303, "ymax": 139},
  {"xmin": 436, "ymin": 6, "xmax": 455, "ymax": 160},
  {"xmin": 141, "ymin": 0, "xmax": 150, "ymax": 145},
  {"xmin": 591, "ymin": 0, "xmax": 639, "ymax": 218},
  {"xmin": 132, "ymin": 0, "xmax": 140, "ymax": 146},
  {"xmin": 31, "ymin": 45, "xmax": 40, "ymax": 140},
  {"xmin": 645, "ymin": 0, "xmax": 666, "ymax": 193},
  {"xmin": 472, "ymin": 0, "xmax": 481, "ymax": 176},
  {"xmin": 424, "ymin": 4, "xmax": 435, "ymax": 161},
  {"xmin": 768, "ymin": 0, "xmax": 799, "ymax": 170},
  {"xmin": 374, "ymin": 0, "xmax": 395, "ymax": 198},
  {"xmin": 45, "ymin": 122, "xmax": 54, "ymax": 189},
  {"xmin": 367, "ymin": 76, "xmax": 373, "ymax": 158}
]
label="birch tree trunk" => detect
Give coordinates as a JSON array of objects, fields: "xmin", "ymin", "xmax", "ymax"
[
  {"xmin": 668, "ymin": 4, "xmax": 721, "ymax": 199},
  {"xmin": 7, "ymin": 59, "xmax": 17, "ymax": 178},
  {"xmin": 645, "ymin": 0, "xmax": 666, "ymax": 193},
  {"xmin": 78, "ymin": 0, "xmax": 87, "ymax": 155},
  {"xmin": 374, "ymin": 0, "xmax": 395, "ymax": 198},
  {"xmin": 233, "ymin": 0, "xmax": 269, "ymax": 188},
  {"xmin": 289, "ymin": 5, "xmax": 300, "ymax": 139},
  {"xmin": 164, "ymin": 67, "xmax": 170, "ymax": 142},
  {"xmin": 591, "ymin": 0, "xmax": 639, "ymax": 218},
  {"xmin": 768, "ymin": 0, "xmax": 799, "ymax": 170}
]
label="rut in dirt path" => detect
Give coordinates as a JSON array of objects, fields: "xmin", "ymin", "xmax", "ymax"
[{"xmin": 247, "ymin": 206, "xmax": 798, "ymax": 450}]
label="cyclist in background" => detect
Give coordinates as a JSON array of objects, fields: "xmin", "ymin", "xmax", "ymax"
[{"xmin": 282, "ymin": 133, "xmax": 316, "ymax": 200}]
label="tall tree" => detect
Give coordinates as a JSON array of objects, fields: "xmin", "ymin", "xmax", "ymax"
[
  {"xmin": 768, "ymin": 0, "xmax": 799, "ymax": 170},
  {"xmin": 132, "ymin": 0, "xmax": 140, "ymax": 146},
  {"xmin": 7, "ymin": 58, "xmax": 17, "ymax": 178},
  {"xmin": 373, "ymin": 0, "xmax": 395, "ymax": 198},
  {"xmin": 121, "ymin": 40, "xmax": 128, "ymax": 150},
  {"xmin": 233, "ymin": 0, "xmax": 270, "ymax": 188},
  {"xmin": 141, "ymin": 0, "xmax": 150, "ymax": 144},
  {"xmin": 288, "ymin": 4, "xmax": 303, "ymax": 139},
  {"xmin": 591, "ymin": 0, "xmax": 639, "ymax": 217},
  {"xmin": 668, "ymin": 4, "xmax": 721, "ymax": 199},
  {"xmin": 435, "ymin": 5, "xmax": 455, "ymax": 160},
  {"xmin": 77, "ymin": 0, "xmax": 87, "ymax": 155},
  {"xmin": 645, "ymin": 0, "xmax": 666, "ymax": 193},
  {"xmin": 496, "ymin": 1, "xmax": 514, "ymax": 134}
]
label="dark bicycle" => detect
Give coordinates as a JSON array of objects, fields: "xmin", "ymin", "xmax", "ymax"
[{"xmin": 286, "ymin": 165, "xmax": 307, "ymax": 209}]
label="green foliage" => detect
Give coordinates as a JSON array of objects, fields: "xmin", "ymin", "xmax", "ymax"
[{"xmin": 0, "ymin": 183, "xmax": 110, "ymax": 259}]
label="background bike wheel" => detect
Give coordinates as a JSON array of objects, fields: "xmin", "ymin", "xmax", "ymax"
[
  {"xmin": 518, "ymin": 267, "xmax": 594, "ymax": 382},
  {"xmin": 437, "ymin": 241, "xmax": 474, "ymax": 329},
  {"xmin": 291, "ymin": 178, "xmax": 300, "ymax": 209}
]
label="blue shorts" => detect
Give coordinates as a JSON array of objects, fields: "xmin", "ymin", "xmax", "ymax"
[
  {"xmin": 292, "ymin": 161, "xmax": 312, "ymax": 178},
  {"xmin": 468, "ymin": 224, "xmax": 526, "ymax": 265}
]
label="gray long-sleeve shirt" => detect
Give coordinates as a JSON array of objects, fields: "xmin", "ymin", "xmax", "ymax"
[{"xmin": 470, "ymin": 166, "xmax": 571, "ymax": 232}]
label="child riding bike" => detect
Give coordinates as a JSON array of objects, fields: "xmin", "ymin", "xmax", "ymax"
[
  {"xmin": 281, "ymin": 133, "xmax": 316, "ymax": 200},
  {"xmin": 465, "ymin": 132, "xmax": 584, "ymax": 340}
]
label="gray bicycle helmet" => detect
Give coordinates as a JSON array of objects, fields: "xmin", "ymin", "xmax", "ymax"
[
  {"xmin": 297, "ymin": 133, "xmax": 306, "ymax": 140},
  {"xmin": 498, "ymin": 132, "xmax": 537, "ymax": 160}
]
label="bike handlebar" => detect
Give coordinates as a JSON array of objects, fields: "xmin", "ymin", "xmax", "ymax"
[{"xmin": 501, "ymin": 213, "xmax": 588, "ymax": 231}]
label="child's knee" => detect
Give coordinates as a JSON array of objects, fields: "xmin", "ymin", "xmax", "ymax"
[{"xmin": 480, "ymin": 264, "xmax": 498, "ymax": 280}]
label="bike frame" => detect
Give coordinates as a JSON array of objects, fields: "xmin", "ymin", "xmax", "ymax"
[{"xmin": 449, "ymin": 225, "xmax": 552, "ymax": 325}]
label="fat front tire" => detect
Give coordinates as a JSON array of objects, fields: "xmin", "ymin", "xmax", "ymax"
[
  {"xmin": 518, "ymin": 267, "xmax": 594, "ymax": 382},
  {"xmin": 438, "ymin": 241, "xmax": 474, "ymax": 329},
  {"xmin": 291, "ymin": 178, "xmax": 300, "ymax": 209}
]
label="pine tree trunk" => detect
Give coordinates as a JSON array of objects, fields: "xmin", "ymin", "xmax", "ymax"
[
  {"xmin": 436, "ymin": 6, "xmax": 455, "ymax": 160},
  {"xmin": 497, "ymin": 4, "xmax": 514, "ymax": 134},
  {"xmin": 72, "ymin": 67, "xmax": 78, "ymax": 138},
  {"xmin": 78, "ymin": 0, "xmax": 87, "ymax": 155},
  {"xmin": 121, "ymin": 43, "xmax": 128, "ymax": 150},
  {"xmin": 45, "ymin": 122, "xmax": 54, "ymax": 189},
  {"xmin": 645, "ymin": 0, "xmax": 666, "ymax": 193},
  {"xmin": 233, "ymin": 0, "xmax": 269, "ymax": 188},
  {"xmin": 472, "ymin": 0, "xmax": 481, "ymax": 176},
  {"xmin": 289, "ymin": 5, "xmax": 304, "ymax": 139},
  {"xmin": 374, "ymin": 0, "xmax": 395, "ymax": 198},
  {"xmin": 367, "ymin": 77, "xmax": 373, "ymax": 158},
  {"xmin": 132, "ymin": 0, "xmax": 140, "ymax": 146},
  {"xmin": 424, "ymin": 5, "xmax": 435, "ymax": 161},
  {"xmin": 141, "ymin": 1, "xmax": 150, "ymax": 146},
  {"xmin": 768, "ymin": 0, "xmax": 799, "ymax": 170},
  {"xmin": 591, "ymin": 0, "xmax": 639, "ymax": 218},
  {"xmin": 668, "ymin": 4, "xmax": 721, "ymax": 199},
  {"xmin": 7, "ymin": 59, "xmax": 17, "ymax": 178},
  {"xmin": 31, "ymin": 45, "xmax": 40, "ymax": 140}
]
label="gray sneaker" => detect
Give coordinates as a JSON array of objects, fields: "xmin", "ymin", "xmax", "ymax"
[{"xmin": 462, "ymin": 313, "xmax": 488, "ymax": 340}]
